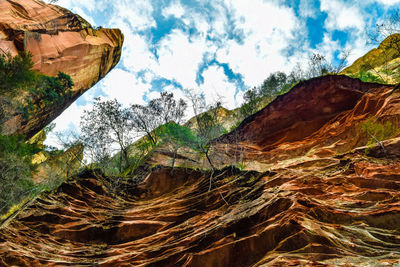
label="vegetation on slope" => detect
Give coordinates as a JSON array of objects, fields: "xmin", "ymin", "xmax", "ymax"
[
  {"xmin": 70, "ymin": 30, "xmax": 400, "ymax": 180},
  {"xmin": 3, "ymin": 9, "xmax": 400, "ymax": 212},
  {"xmin": 0, "ymin": 52, "xmax": 73, "ymax": 127},
  {"xmin": 342, "ymin": 11, "xmax": 400, "ymax": 83},
  {"xmin": 75, "ymin": 90, "xmax": 226, "ymax": 176},
  {"xmin": 361, "ymin": 116, "xmax": 399, "ymax": 156},
  {"xmin": 0, "ymin": 52, "xmax": 75, "ymax": 217}
]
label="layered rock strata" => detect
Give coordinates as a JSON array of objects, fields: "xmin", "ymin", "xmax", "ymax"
[{"xmin": 1, "ymin": 75, "xmax": 400, "ymax": 266}]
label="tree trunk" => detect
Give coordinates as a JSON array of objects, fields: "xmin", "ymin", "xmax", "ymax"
[
  {"xmin": 122, "ymin": 148, "xmax": 130, "ymax": 169},
  {"xmin": 147, "ymin": 132, "xmax": 156, "ymax": 145},
  {"xmin": 205, "ymin": 149, "xmax": 215, "ymax": 171},
  {"xmin": 171, "ymin": 147, "xmax": 178, "ymax": 172},
  {"xmin": 119, "ymin": 153, "xmax": 122, "ymax": 173}
]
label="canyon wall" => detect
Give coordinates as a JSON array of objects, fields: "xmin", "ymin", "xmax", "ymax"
[
  {"xmin": 0, "ymin": 0, "xmax": 123, "ymax": 138},
  {"xmin": 1, "ymin": 75, "xmax": 400, "ymax": 266}
]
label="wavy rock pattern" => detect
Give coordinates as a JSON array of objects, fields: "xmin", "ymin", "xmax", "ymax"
[
  {"xmin": 212, "ymin": 75, "xmax": 399, "ymax": 170},
  {"xmin": 0, "ymin": 75, "xmax": 400, "ymax": 266},
  {"xmin": 1, "ymin": 159, "xmax": 400, "ymax": 266}
]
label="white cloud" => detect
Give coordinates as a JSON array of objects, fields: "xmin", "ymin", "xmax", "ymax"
[
  {"xmin": 108, "ymin": 0, "xmax": 155, "ymax": 31},
  {"xmin": 200, "ymin": 65, "xmax": 239, "ymax": 110},
  {"xmin": 162, "ymin": 0, "xmax": 185, "ymax": 19},
  {"xmin": 320, "ymin": 0, "xmax": 365, "ymax": 31},
  {"xmin": 376, "ymin": 0, "xmax": 400, "ymax": 5},
  {"xmin": 70, "ymin": 7, "xmax": 95, "ymax": 25},
  {"xmin": 49, "ymin": 102, "xmax": 85, "ymax": 133},
  {"xmin": 215, "ymin": 0, "xmax": 300, "ymax": 86},
  {"xmin": 318, "ymin": 0, "xmax": 373, "ymax": 68},
  {"xmin": 188, "ymin": 14, "xmax": 210, "ymax": 38},
  {"xmin": 155, "ymin": 29, "xmax": 214, "ymax": 89},
  {"xmin": 212, "ymin": 0, "xmax": 299, "ymax": 86},
  {"xmin": 299, "ymin": 0, "xmax": 318, "ymax": 18},
  {"xmin": 54, "ymin": 0, "xmax": 107, "ymax": 13},
  {"xmin": 100, "ymin": 68, "xmax": 150, "ymax": 106},
  {"xmin": 121, "ymin": 31, "xmax": 157, "ymax": 74},
  {"xmin": 146, "ymin": 90, "xmax": 161, "ymax": 100},
  {"xmin": 313, "ymin": 33, "xmax": 341, "ymax": 63}
]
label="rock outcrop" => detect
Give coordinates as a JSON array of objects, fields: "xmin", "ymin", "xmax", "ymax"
[
  {"xmin": 341, "ymin": 34, "xmax": 400, "ymax": 84},
  {"xmin": 0, "ymin": 0, "xmax": 123, "ymax": 138},
  {"xmin": 211, "ymin": 75, "xmax": 399, "ymax": 170},
  {"xmin": 1, "ymin": 75, "xmax": 400, "ymax": 266}
]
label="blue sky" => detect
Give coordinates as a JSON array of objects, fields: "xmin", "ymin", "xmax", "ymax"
[{"xmin": 47, "ymin": 0, "xmax": 400, "ymax": 142}]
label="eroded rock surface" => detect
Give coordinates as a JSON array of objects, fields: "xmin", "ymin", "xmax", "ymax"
[
  {"xmin": 1, "ymin": 158, "xmax": 400, "ymax": 266},
  {"xmin": 0, "ymin": 0, "xmax": 123, "ymax": 138},
  {"xmin": 0, "ymin": 75, "xmax": 400, "ymax": 266},
  {"xmin": 212, "ymin": 75, "xmax": 399, "ymax": 171}
]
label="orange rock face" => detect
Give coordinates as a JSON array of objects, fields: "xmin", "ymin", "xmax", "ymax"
[
  {"xmin": 1, "ymin": 75, "xmax": 400, "ymax": 266},
  {"xmin": 0, "ymin": 0, "xmax": 123, "ymax": 138},
  {"xmin": 212, "ymin": 75, "xmax": 399, "ymax": 168}
]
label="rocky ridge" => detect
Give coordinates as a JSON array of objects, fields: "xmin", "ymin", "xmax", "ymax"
[{"xmin": 341, "ymin": 34, "xmax": 400, "ymax": 84}]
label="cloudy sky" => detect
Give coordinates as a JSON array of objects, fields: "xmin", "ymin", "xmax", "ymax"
[{"xmin": 47, "ymin": 0, "xmax": 400, "ymax": 145}]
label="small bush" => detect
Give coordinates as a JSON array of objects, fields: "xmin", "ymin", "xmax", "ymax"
[
  {"xmin": 25, "ymin": 71, "xmax": 74, "ymax": 118},
  {"xmin": 361, "ymin": 117, "xmax": 399, "ymax": 155},
  {"xmin": 0, "ymin": 52, "xmax": 74, "ymax": 121},
  {"xmin": 0, "ymin": 51, "xmax": 75, "ymax": 216},
  {"xmin": 357, "ymin": 71, "xmax": 385, "ymax": 84},
  {"xmin": 0, "ymin": 51, "xmax": 36, "ymax": 94},
  {"xmin": 0, "ymin": 134, "xmax": 42, "ymax": 214}
]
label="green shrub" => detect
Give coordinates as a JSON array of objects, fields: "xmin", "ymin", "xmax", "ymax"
[
  {"xmin": 235, "ymin": 162, "xmax": 246, "ymax": 171},
  {"xmin": 0, "ymin": 52, "xmax": 74, "ymax": 120},
  {"xmin": 0, "ymin": 134, "xmax": 42, "ymax": 214},
  {"xmin": 161, "ymin": 123, "xmax": 198, "ymax": 148},
  {"xmin": 25, "ymin": 71, "xmax": 74, "ymax": 118},
  {"xmin": 361, "ymin": 117, "xmax": 399, "ymax": 155},
  {"xmin": 0, "ymin": 51, "xmax": 36, "ymax": 94},
  {"xmin": 0, "ymin": 51, "xmax": 74, "ymax": 215},
  {"xmin": 357, "ymin": 71, "xmax": 385, "ymax": 84},
  {"xmin": 0, "ymin": 134, "xmax": 41, "ymax": 158}
]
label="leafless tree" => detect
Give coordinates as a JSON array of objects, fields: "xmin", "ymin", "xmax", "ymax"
[
  {"xmin": 130, "ymin": 92, "xmax": 187, "ymax": 145},
  {"xmin": 183, "ymin": 89, "xmax": 226, "ymax": 175},
  {"xmin": 80, "ymin": 98, "xmax": 135, "ymax": 171}
]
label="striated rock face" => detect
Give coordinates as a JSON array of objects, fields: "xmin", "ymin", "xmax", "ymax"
[
  {"xmin": 1, "ymin": 75, "xmax": 400, "ymax": 266},
  {"xmin": 0, "ymin": 0, "xmax": 123, "ymax": 138},
  {"xmin": 211, "ymin": 75, "xmax": 399, "ymax": 169}
]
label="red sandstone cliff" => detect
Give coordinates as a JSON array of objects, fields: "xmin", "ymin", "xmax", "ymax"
[
  {"xmin": 1, "ymin": 75, "xmax": 400, "ymax": 266},
  {"xmin": 0, "ymin": 0, "xmax": 123, "ymax": 138}
]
